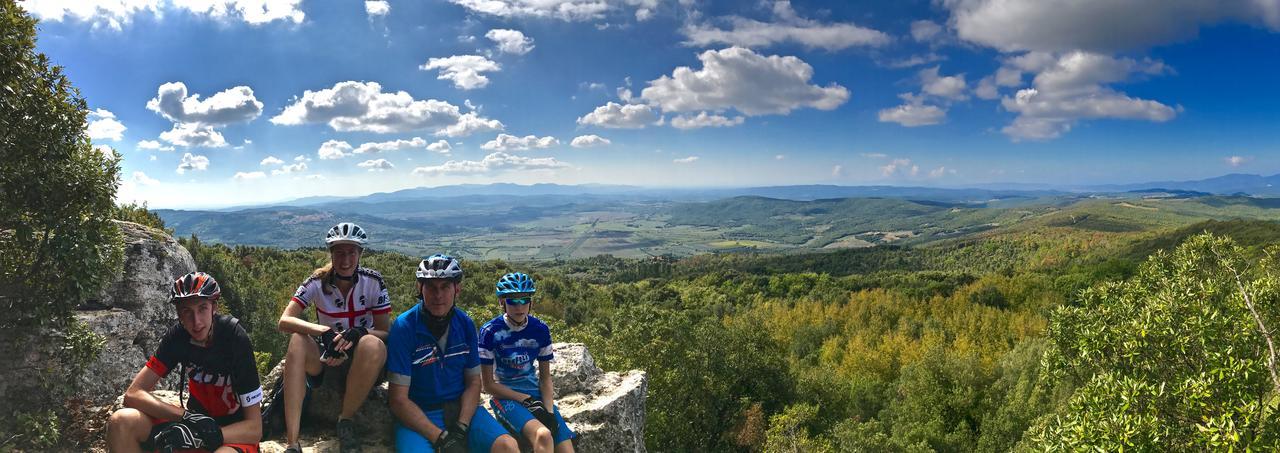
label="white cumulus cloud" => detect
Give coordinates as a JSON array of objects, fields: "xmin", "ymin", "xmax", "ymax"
[
  {"xmin": 87, "ymin": 108, "xmax": 127, "ymax": 141},
  {"xmin": 435, "ymin": 112, "xmax": 505, "ymax": 138},
  {"xmin": 481, "ymin": 133, "xmax": 559, "ymax": 151},
  {"xmin": 318, "ymin": 140, "xmax": 353, "ymax": 160},
  {"xmin": 159, "ymin": 123, "xmax": 227, "ymax": 147},
  {"xmin": 260, "ymin": 156, "xmax": 284, "ymax": 166},
  {"xmin": 880, "ymin": 158, "xmax": 918, "ymax": 177},
  {"xmin": 272, "ymin": 81, "xmax": 499, "ymax": 135},
  {"xmin": 137, "ymin": 140, "xmax": 175, "ymax": 152},
  {"xmin": 920, "ymin": 66, "xmax": 968, "ymax": 100},
  {"xmin": 420, "ymin": 55, "xmax": 501, "ymax": 90},
  {"xmin": 233, "ymin": 171, "xmax": 266, "ymax": 181},
  {"xmin": 271, "ymin": 162, "xmax": 307, "ymax": 175},
  {"xmin": 177, "ymin": 152, "xmax": 210, "ymax": 174},
  {"xmin": 570, "ymin": 135, "xmax": 611, "ymax": 148},
  {"xmin": 577, "ymin": 102, "xmax": 660, "ymax": 129},
  {"xmin": 146, "ymin": 82, "xmax": 263, "ymax": 126},
  {"xmin": 641, "ymin": 47, "xmax": 849, "ymax": 116},
  {"xmin": 486, "ymin": 29, "xmax": 535, "ymax": 55},
  {"xmin": 878, "ymin": 93, "xmax": 946, "ymax": 127},
  {"xmin": 173, "ymin": 0, "xmax": 304, "ymax": 25},
  {"xmin": 131, "ymin": 171, "xmax": 159, "ymax": 186},
  {"xmin": 365, "ymin": 0, "xmax": 389, "ymax": 16},
  {"xmin": 354, "ymin": 137, "xmax": 429, "ymax": 154},
  {"xmin": 426, "ymin": 140, "xmax": 452, "ymax": 154},
  {"xmin": 357, "ymin": 159, "xmax": 394, "ymax": 171},
  {"xmin": 670, "ymin": 112, "xmax": 746, "ymax": 129},
  {"xmin": 943, "ymin": 0, "xmax": 1280, "ymax": 53},
  {"xmin": 998, "ymin": 51, "xmax": 1177, "ymax": 141},
  {"xmin": 446, "ymin": 0, "xmax": 656, "ymax": 22},
  {"xmin": 18, "ymin": 0, "xmax": 303, "ymax": 30},
  {"xmin": 411, "ymin": 151, "xmax": 569, "ymax": 176},
  {"xmin": 682, "ymin": 1, "xmax": 889, "ymax": 51}
]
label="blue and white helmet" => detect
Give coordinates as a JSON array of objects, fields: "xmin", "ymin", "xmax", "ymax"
[
  {"xmin": 417, "ymin": 254, "xmax": 463, "ymax": 281},
  {"xmin": 495, "ymin": 272, "xmax": 536, "ymax": 297},
  {"xmin": 325, "ymin": 222, "xmax": 368, "ymax": 248}
]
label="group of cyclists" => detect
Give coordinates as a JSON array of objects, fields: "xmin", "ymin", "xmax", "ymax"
[{"xmin": 106, "ymin": 222, "xmax": 576, "ymax": 453}]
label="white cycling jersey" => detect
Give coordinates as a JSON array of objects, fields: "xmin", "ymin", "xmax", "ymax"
[{"xmin": 290, "ymin": 267, "xmax": 391, "ymax": 331}]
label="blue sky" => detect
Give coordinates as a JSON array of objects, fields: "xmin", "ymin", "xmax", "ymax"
[{"xmin": 23, "ymin": 0, "xmax": 1280, "ymax": 208}]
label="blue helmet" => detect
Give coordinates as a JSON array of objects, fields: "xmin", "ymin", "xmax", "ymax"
[{"xmin": 495, "ymin": 272, "xmax": 536, "ymax": 297}]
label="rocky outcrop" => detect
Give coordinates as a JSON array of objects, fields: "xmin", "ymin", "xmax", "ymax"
[
  {"xmin": 551, "ymin": 344, "xmax": 648, "ymax": 452},
  {"xmin": 258, "ymin": 343, "xmax": 647, "ymax": 452},
  {"xmin": 0, "ymin": 221, "xmax": 194, "ymax": 411},
  {"xmin": 77, "ymin": 221, "xmax": 197, "ymax": 404}
]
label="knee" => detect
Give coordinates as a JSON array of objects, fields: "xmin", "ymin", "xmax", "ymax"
[
  {"xmin": 287, "ymin": 332, "xmax": 311, "ymax": 354},
  {"xmin": 357, "ymin": 334, "xmax": 386, "ymax": 361},
  {"xmin": 108, "ymin": 407, "xmax": 142, "ymax": 427},
  {"xmin": 107, "ymin": 408, "xmax": 146, "ymax": 437},
  {"xmin": 288, "ymin": 330, "xmax": 314, "ymax": 355},
  {"xmin": 493, "ymin": 435, "xmax": 520, "ymax": 453},
  {"xmin": 535, "ymin": 427, "xmax": 553, "ymax": 444}
]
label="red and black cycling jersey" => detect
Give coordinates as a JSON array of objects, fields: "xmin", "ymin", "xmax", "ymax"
[{"xmin": 145, "ymin": 314, "xmax": 263, "ymax": 422}]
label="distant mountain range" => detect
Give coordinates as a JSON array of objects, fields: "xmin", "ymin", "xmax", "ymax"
[
  {"xmin": 1077, "ymin": 173, "xmax": 1280, "ymax": 196},
  {"xmin": 232, "ymin": 173, "xmax": 1279, "ymax": 211}
]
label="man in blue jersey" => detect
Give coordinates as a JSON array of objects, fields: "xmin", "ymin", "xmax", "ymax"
[
  {"xmin": 480, "ymin": 273, "xmax": 576, "ymax": 453},
  {"xmin": 386, "ymin": 254, "xmax": 518, "ymax": 453}
]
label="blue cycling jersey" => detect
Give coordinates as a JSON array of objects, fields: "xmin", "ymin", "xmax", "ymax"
[
  {"xmin": 386, "ymin": 303, "xmax": 480, "ymax": 409},
  {"xmin": 478, "ymin": 314, "xmax": 554, "ymax": 395}
]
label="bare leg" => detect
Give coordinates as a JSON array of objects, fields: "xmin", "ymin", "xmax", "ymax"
[
  {"xmin": 106, "ymin": 408, "xmax": 151, "ymax": 453},
  {"xmin": 340, "ymin": 334, "xmax": 387, "ymax": 418},
  {"xmin": 522, "ymin": 419, "xmax": 553, "ymax": 453},
  {"xmin": 284, "ymin": 332, "xmax": 323, "ymax": 446}
]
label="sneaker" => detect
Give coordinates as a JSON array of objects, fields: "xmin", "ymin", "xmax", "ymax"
[
  {"xmin": 283, "ymin": 446, "xmax": 302, "ymax": 453},
  {"xmin": 336, "ymin": 418, "xmax": 362, "ymax": 453}
]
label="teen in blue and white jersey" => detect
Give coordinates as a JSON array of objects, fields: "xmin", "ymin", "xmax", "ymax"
[
  {"xmin": 386, "ymin": 255, "xmax": 517, "ymax": 453},
  {"xmin": 480, "ymin": 273, "xmax": 576, "ymax": 453}
]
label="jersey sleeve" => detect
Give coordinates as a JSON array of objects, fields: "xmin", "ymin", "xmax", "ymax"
[
  {"xmin": 477, "ymin": 324, "xmax": 496, "ymax": 365},
  {"xmin": 386, "ymin": 318, "xmax": 412, "ymax": 386},
  {"xmin": 230, "ymin": 324, "xmax": 264, "ymax": 408},
  {"xmin": 290, "ymin": 279, "xmax": 317, "ymax": 308},
  {"xmin": 537, "ymin": 323, "xmax": 554, "ymax": 362},
  {"xmin": 372, "ymin": 286, "xmax": 391, "ymax": 315},
  {"xmin": 144, "ymin": 324, "xmax": 184, "ymax": 378}
]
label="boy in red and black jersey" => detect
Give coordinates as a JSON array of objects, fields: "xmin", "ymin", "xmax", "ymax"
[{"xmin": 107, "ymin": 272, "xmax": 264, "ymax": 453}]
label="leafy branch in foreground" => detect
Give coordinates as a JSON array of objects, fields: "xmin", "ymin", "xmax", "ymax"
[{"xmin": 1027, "ymin": 233, "xmax": 1280, "ymax": 451}]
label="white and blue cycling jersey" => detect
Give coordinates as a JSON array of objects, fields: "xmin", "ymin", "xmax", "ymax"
[{"xmin": 478, "ymin": 314, "xmax": 554, "ymax": 395}]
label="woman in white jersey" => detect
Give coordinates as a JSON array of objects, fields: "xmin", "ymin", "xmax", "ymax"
[{"xmin": 276, "ymin": 222, "xmax": 392, "ymax": 453}]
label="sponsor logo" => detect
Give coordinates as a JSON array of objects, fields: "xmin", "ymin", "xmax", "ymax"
[
  {"xmin": 413, "ymin": 346, "xmax": 437, "ymax": 366},
  {"xmin": 499, "ymin": 353, "xmax": 531, "ymax": 368}
]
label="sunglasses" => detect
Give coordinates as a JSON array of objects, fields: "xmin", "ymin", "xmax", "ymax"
[{"xmin": 504, "ymin": 297, "xmax": 532, "ymax": 306}]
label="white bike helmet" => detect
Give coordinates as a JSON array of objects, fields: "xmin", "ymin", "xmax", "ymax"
[
  {"xmin": 417, "ymin": 254, "xmax": 463, "ymax": 281},
  {"xmin": 324, "ymin": 222, "xmax": 368, "ymax": 248}
]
